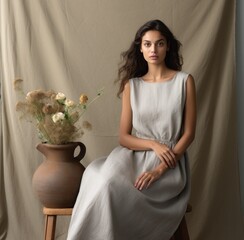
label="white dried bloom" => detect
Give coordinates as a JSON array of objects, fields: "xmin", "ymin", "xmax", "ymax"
[
  {"xmin": 55, "ymin": 92, "xmax": 66, "ymax": 101},
  {"xmin": 64, "ymin": 99, "xmax": 75, "ymax": 107},
  {"xmin": 26, "ymin": 91, "xmax": 32, "ymax": 101},
  {"xmin": 52, "ymin": 112, "xmax": 65, "ymax": 123}
]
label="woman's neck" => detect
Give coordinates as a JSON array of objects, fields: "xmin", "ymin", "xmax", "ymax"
[{"xmin": 144, "ymin": 65, "xmax": 175, "ymax": 82}]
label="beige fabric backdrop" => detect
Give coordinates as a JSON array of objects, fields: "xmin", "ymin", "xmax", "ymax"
[{"xmin": 1, "ymin": 0, "xmax": 243, "ymax": 239}]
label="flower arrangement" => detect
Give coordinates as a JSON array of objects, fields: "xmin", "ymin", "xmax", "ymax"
[{"xmin": 14, "ymin": 79, "xmax": 104, "ymax": 145}]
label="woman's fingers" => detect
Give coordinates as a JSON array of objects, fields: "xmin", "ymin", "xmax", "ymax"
[
  {"xmin": 154, "ymin": 143, "xmax": 177, "ymax": 168},
  {"xmin": 146, "ymin": 177, "xmax": 154, "ymax": 189},
  {"xmin": 135, "ymin": 171, "xmax": 160, "ymax": 190},
  {"xmin": 135, "ymin": 173, "xmax": 150, "ymax": 190},
  {"xmin": 160, "ymin": 147, "xmax": 177, "ymax": 168},
  {"xmin": 163, "ymin": 154, "xmax": 176, "ymax": 168}
]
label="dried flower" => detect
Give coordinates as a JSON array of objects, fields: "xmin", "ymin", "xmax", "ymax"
[
  {"xmin": 79, "ymin": 94, "xmax": 88, "ymax": 104},
  {"xmin": 55, "ymin": 92, "xmax": 66, "ymax": 103},
  {"xmin": 65, "ymin": 99, "xmax": 75, "ymax": 107},
  {"xmin": 82, "ymin": 121, "xmax": 92, "ymax": 130},
  {"xmin": 14, "ymin": 78, "xmax": 23, "ymax": 91},
  {"xmin": 15, "ymin": 80, "xmax": 104, "ymax": 145},
  {"xmin": 42, "ymin": 104, "xmax": 56, "ymax": 114},
  {"xmin": 52, "ymin": 112, "xmax": 65, "ymax": 123}
]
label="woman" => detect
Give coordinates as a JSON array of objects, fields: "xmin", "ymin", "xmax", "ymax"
[{"xmin": 67, "ymin": 19, "xmax": 196, "ymax": 240}]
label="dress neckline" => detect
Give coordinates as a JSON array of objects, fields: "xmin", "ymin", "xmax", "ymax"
[{"xmin": 139, "ymin": 71, "xmax": 179, "ymax": 84}]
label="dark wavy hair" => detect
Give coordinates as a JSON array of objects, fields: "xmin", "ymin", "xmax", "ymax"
[{"xmin": 117, "ymin": 19, "xmax": 183, "ymax": 96}]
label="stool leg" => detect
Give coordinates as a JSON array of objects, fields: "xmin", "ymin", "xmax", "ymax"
[
  {"xmin": 173, "ymin": 216, "xmax": 190, "ymax": 240},
  {"xmin": 44, "ymin": 215, "xmax": 57, "ymax": 240}
]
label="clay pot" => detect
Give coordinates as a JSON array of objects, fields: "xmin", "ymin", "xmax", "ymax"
[{"xmin": 32, "ymin": 142, "xmax": 86, "ymax": 208}]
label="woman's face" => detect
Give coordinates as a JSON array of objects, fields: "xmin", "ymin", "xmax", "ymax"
[{"xmin": 140, "ymin": 30, "xmax": 168, "ymax": 65}]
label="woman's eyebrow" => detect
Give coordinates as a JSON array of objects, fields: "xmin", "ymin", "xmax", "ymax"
[{"xmin": 142, "ymin": 39, "xmax": 166, "ymax": 43}]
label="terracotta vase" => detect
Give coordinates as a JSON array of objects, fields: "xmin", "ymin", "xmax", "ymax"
[{"xmin": 32, "ymin": 142, "xmax": 86, "ymax": 208}]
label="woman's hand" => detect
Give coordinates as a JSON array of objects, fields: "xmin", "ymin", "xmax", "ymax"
[
  {"xmin": 151, "ymin": 141, "xmax": 177, "ymax": 168},
  {"xmin": 134, "ymin": 163, "xmax": 167, "ymax": 190}
]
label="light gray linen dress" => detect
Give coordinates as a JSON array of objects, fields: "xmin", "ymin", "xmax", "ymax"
[{"xmin": 67, "ymin": 71, "xmax": 190, "ymax": 240}]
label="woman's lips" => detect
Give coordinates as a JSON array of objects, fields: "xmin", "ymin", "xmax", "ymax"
[{"xmin": 149, "ymin": 55, "xmax": 158, "ymax": 59}]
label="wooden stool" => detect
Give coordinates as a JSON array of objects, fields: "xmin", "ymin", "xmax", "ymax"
[
  {"xmin": 43, "ymin": 207, "xmax": 72, "ymax": 240},
  {"xmin": 170, "ymin": 204, "xmax": 192, "ymax": 240},
  {"xmin": 43, "ymin": 205, "xmax": 192, "ymax": 240}
]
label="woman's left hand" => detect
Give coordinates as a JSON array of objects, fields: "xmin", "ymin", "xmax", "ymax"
[{"xmin": 134, "ymin": 169, "xmax": 163, "ymax": 191}]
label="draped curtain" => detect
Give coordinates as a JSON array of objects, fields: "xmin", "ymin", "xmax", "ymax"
[{"xmin": 0, "ymin": 0, "xmax": 243, "ymax": 239}]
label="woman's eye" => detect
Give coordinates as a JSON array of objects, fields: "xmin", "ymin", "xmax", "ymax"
[
  {"xmin": 144, "ymin": 43, "xmax": 151, "ymax": 47},
  {"xmin": 158, "ymin": 41, "xmax": 165, "ymax": 46}
]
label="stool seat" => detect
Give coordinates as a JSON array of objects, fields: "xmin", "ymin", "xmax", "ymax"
[{"xmin": 43, "ymin": 207, "xmax": 73, "ymax": 215}]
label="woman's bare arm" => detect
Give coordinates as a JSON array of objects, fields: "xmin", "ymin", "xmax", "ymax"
[{"xmin": 172, "ymin": 74, "xmax": 197, "ymax": 160}]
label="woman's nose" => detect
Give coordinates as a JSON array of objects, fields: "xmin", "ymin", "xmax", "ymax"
[{"xmin": 151, "ymin": 44, "xmax": 156, "ymax": 53}]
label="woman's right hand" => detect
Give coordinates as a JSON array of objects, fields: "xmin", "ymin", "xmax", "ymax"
[{"xmin": 151, "ymin": 141, "xmax": 177, "ymax": 168}]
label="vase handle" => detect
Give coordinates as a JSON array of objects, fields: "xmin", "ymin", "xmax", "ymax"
[{"xmin": 74, "ymin": 142, "xmax": 86, "ymax": 162}]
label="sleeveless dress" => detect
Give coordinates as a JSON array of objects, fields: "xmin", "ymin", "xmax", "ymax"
[{"xmin": 67, "ymin": 71, "xmax": 190, "ymax": 240}]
